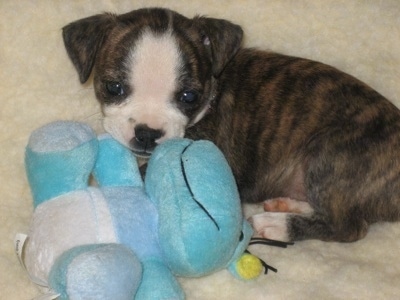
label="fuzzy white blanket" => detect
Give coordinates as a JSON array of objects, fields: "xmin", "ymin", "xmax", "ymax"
[{"xmin": 1, "ymin": 1, "xmax": 399, "ymax": 299}]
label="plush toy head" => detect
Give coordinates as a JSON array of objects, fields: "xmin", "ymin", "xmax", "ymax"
[
  {"xmin": 21, "ymin": 121, "xmax": 263, "ymax": 299},
  {"xmin": 145, "ymin": 138, "xmax": 256, "ymax": 278}
]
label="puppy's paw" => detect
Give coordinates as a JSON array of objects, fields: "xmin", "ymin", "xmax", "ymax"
[
  {"xmin": 264, "ymin": 197, "xmax": 313, "ymax": 214},
  {"xmin": 248, "ymin": 212, "xmax": 290, "ymax": 242}
]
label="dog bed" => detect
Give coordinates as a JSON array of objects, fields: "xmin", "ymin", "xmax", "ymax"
[{"xmin": 1, "ymin": 1, "xmax": 399, "ymax": 299}]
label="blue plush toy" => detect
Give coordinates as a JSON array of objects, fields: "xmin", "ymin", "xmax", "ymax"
[{"xmin": 21, "ymin": 121, "xmax": 265, "ymax": 299}]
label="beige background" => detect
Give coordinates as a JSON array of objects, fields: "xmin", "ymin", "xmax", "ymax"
[{"xmin": 1, "ymin": 1, "xmax": 399, "ymax": 299}]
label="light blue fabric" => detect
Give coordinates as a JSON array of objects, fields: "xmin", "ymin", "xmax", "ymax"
[
  {"xmin": 94, "ymin": 134, "xmax": 143, "ymax": 188},
  {"xmin": 134, "ymin": 260, "xmax": 184, "ymax": 300},
  {"xmin": 25, "ymin": 121, "xmax": 98, "ymax": 208},
  {"xmin": 145, "ymin": 138, "xmax": 253, "ymax": 277},
  {"xmin": 50, "ymin": 244, "xmax": 142, "ymax": 300},
  {"xmin": 93, "ymin": 134, "xmax": 183, "ymax": 299},
  {"xmin": 25, "ymin": 121, "xmax": 256, "ymax": 300},
  {"xmin": 93, "ymin": 135, "xmax": 161, "ymax": 260}
]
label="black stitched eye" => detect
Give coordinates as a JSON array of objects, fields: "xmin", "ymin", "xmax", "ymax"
[
  {"xmin": 179, "ymin": 91, "xmax": 199, "ymax": 104},
  {"xmin": 106, "ymin": 81, "xmax": 125, "ymax": 96}
]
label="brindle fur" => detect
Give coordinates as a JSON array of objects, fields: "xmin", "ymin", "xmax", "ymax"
[
  {"xmin": 186, "ymin": 49, "xmax": 400, "ymax": 241},
  {"xmin": 63, "ymin": 8, "xmax": 400, "ymax": 242}
]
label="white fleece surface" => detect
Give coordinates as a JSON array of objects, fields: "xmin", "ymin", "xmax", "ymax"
[{"xmin": 1, "ymin": 1, "xmax": 399, "ymax": 299}]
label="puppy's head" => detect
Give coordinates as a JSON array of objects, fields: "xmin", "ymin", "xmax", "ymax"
[{"xmin": 63, "ymin": 8, "xmax": 243, "ymax": 157}]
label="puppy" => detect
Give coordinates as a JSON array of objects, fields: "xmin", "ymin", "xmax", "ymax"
[{"xmin": 62, "ymin": 8, "xmax": 400, "ymax": 242}]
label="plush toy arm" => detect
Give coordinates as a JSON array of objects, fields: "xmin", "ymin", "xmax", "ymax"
[
  {"xmin": 25, "ymin": 121, "xmax": 98, "ymax": 208},
  {"xmin": 93, "ymin": 134, "xmax": 143, "ymax": 188}
]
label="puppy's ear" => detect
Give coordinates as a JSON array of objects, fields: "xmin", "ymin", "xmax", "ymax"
[
  {"xmin": 62, "ymin": 14, "xmax": 115, "ymax": 83},
  {"xmin": 195, "ymin": 17, "xmax": 243, "ymax": 77}
]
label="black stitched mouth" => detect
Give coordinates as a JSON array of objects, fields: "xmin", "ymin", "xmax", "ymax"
[{"xmin": 180, "ymin": 143, "xmax": 220, "ymax": 231}]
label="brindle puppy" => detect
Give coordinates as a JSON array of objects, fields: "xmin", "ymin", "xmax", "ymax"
[{"xmin": 62, "ymin": 8, "xmax": 400, "ymax": 242}]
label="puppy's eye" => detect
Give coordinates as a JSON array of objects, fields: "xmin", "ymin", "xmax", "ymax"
[
  {"xmin": 106, "ymin": 81, "xmax": 125, "ymax": 96},
  {"xmin": 180, "ymin": 91, "xmax": 199, "ymax": 104}
]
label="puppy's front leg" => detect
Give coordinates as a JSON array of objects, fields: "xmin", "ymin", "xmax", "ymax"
[
  {"xmin": 250, "ymin": 196, "xmax": 370, "ymax": 242},
  {"xmin": 249, "ymin": 212, "xmax": 291, "ymax": 241},
  {"xmin": 263, "ymin": 197, "xmax": 314, "ymax": 214},
  {"xmin": 249, "ymin": 198, "xmax": 314, "ymax": 241}
]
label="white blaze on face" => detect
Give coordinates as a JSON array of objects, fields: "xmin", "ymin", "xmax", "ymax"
[{"xmin": 103, "ymin": 29, "xmax": 188, "ymax": 148}]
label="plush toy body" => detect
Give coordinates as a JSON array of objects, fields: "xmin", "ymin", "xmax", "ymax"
[{"xmin": 23, "ymin": 121, "xmax": 261, "ymax": 299}]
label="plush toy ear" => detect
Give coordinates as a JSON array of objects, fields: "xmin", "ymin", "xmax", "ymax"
[
  {"xmin": 194, "ymin": 16, "xmax": 243, "ymax": 77},
  {"xmin": 62, "ymin": 13, "xmax": 115, "ymax": 83}
]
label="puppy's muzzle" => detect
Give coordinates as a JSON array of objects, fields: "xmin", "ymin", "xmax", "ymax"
[{"xmin": 131, "ymin": 124, "xmax": 165, "ymax": 158}]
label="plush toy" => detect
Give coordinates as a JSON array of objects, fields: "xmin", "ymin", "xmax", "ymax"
[{"xmin": 20, "ymin": 121, "xmax": 265, "ymax": 300}]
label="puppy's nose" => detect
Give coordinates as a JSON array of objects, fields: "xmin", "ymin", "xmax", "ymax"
[{"xmin": 133, "ymin": 124, "xmax": 164, "ymax": 153}]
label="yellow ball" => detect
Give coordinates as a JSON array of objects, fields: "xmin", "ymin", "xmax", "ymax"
[{"xmin": 236, "ymin": 253, "xmax": 263, "ymax": 280}]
